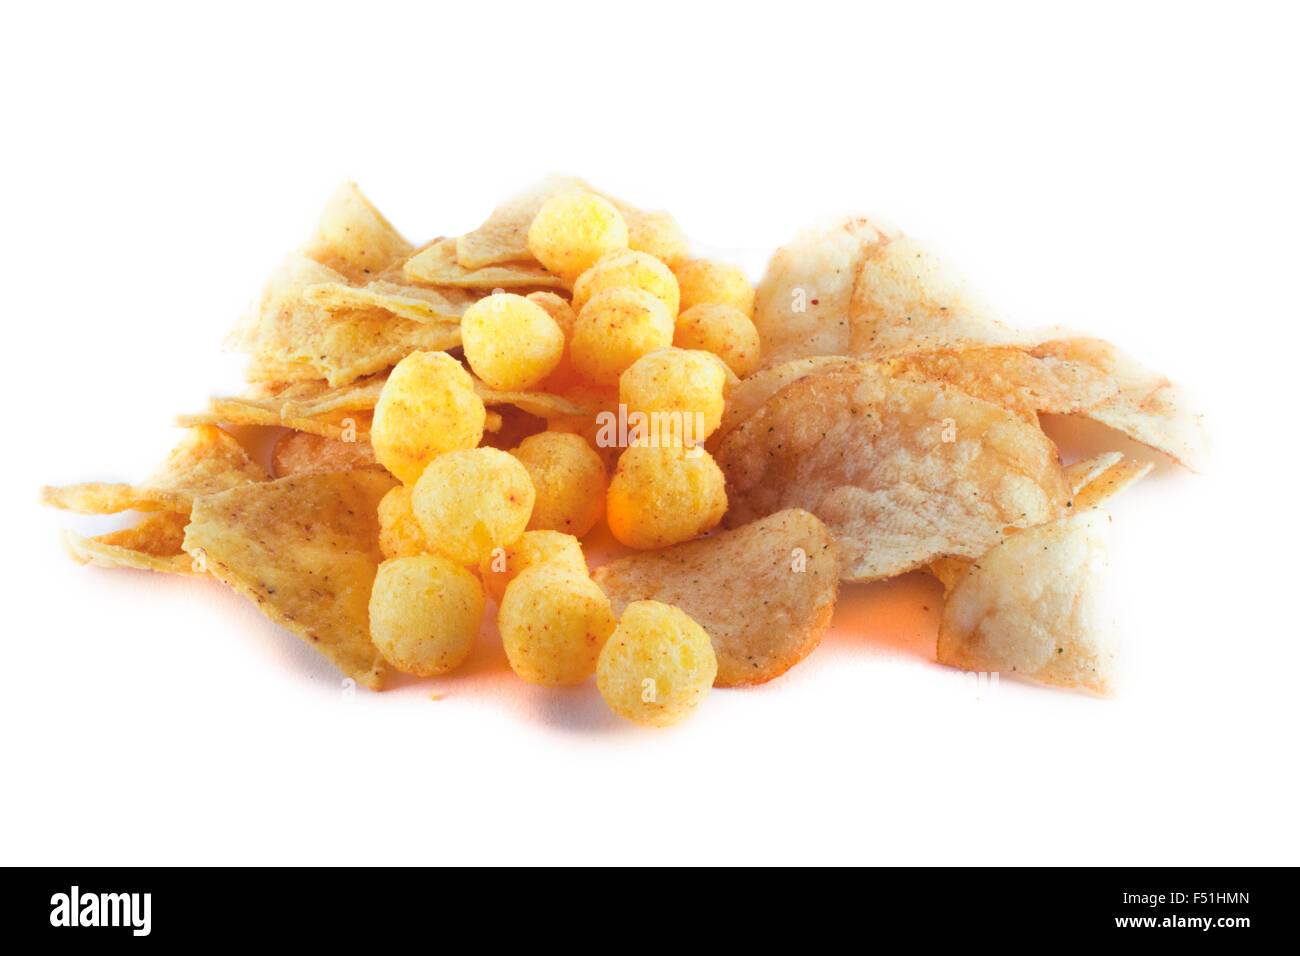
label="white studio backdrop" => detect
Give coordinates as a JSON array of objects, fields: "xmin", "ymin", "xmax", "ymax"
[{"xmin": 2, "ymin": 1, "xmax": 1297, "ymax": 865}]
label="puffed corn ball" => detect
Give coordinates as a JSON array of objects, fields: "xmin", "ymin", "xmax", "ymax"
[
  {"xmin": 413, "ymin": 447, "xmax": 535, "ymax": 565},
  {"xmin": 499, "ymin": 562, "xmax": 617, "ymax": 686},
  {"xmin": 606, "ymin": 444, "xmax": 727, "ymax": 549},
  {"xmin": 369, "ymin": 555, "xmax": 485, "ymax": 676},
  {"xmin": 627, "ymin": 211, "xmax": 689, "ymax": 269},
  {"xmin": 571, "ymin": 286, "xmax": 674, "ymax": 385},
  {"xmin": 478, "ymin": 530, "xmax": 586, "ymax": 604},
  {"xmin": 510, "ymin": 432, "xmax": 607, "ymax": 536},
  {"xmin": 525, "ymin": 291, "xmax": 577, "ymax": 338},
  {"xmin": 572, "ymin": 248, "xmax": 680, "ymax": 316},
  {"xmin": 673, "ymin": 302, "xmax": 763, "ymax": 378},
  {"xmin": 372, "ymin": 351, "xmax": 486, "ymax": 484},
  {"xmin": 461, "ymin": 293, "xmax": 565, "ymax": 391},
  {"xmin": 596, "ymin": 600, "xmax": 718, "ymax": 727},
  {"xmin": 619, "ymin": 348, "xmax": 727, "ymax": 444},
  {"xmin": 673, "ymin": 258, "xmax": 755, "ymax": 316},
  {"xmin": 377, "ymin": 485, "xmax": 431, "ymax": 558},
  {"xmin": 527, "ymin": 192, "xmax": 628, "ymax": 280}
]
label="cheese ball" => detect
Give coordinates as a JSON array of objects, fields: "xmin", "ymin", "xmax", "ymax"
[
  {"xmin": 371, "ymin": 351, "xmax": 486, "ymax": 484},
  {"xmin": 673, "ymin": 302, "xmax": 763, "ymax": 378},
  {"xmin": 572, "ymin": 249, "xmax": 680, "ymax": 316},
  {"xmin": 606, "ymin": 444, "xmax": 727, "ymax": 549},
  {"xmin": 627, "ymin": 210, "xmax": 689, "ymax": 269},
  {"xmin": 527, "ymin": 192, "xmax": 628, "ymax": 280},
  {"xmin": 597, "ymin": 601, "xmax": 718, "ymax": 727},
  {"xmin": 619, "ymin": 348, "xmax": 727, "ymax": 445},
  {"xmin": 673, "ymin": 258, "xmax": 755, "ymax": 316},
  {"xmin": 461, "ymin": 293, "xmax": 565, "ymax": 391},
  {"xmin": 498, "ymin": 562, "xmax": 617, "ymax": 686},
  {"xmin": 377, "ymin": 485, "xmax": 431, "ymax": 558},
  {"xmin": 510, "ymin": 432, "xmax": 607, "ymax": 536},
  {"xmin": 412, "ymin": 447, "xmax": 535, "ymax": 565},
  {"xmin": 479, "ymin": 530, "xmax": 587, "ymax": 604},
  {"xmin": 369, "ymin": 555, "xmax": 485, "ymax": 676},
  {"xmin": 571, "ymin": 286, "xmax": 674, "ymax": 385}
]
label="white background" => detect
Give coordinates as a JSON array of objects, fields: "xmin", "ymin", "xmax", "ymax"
[{"xmin": 3, "ymin": 1, "xmax": 1297, "ymax": 865}]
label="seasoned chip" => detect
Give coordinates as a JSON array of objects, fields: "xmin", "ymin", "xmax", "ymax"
[
  {"xmin": 271, "ymin": 431, "xmax": 380, "ymax": 478},
  {"xmin": 717, "ymin": 367, "xmax": 1070, "ymax": 581},
  {"xmin": 42, "ymin": 425, "xmax": 267, "ymax": 515},
  {"xmin": 1030, "ymin": 337, "xmax": 1209, "ymax": 471},
  {"xmin": 753, "ymin": 217, "xmax": 896, "ymax": 366},
  {"xmin": 178, "ymin": 395, "xmax": 372, "ymax": 443},
  {"xmin": 937, "ymin": 509, "xmax": 1116, "ymax": 695},
  {"xmin": 456, "ymin": 174, "xmax": 592, "ymax": 269},
  {"xmin": 183, "ymin": 471, "xmax": 397, "ymax": 689},
  {"xmin": 300, "ymin": 181, "xmax": 413, "ymax": 282},
  {"xmin": 592, "ymin": 508, "xmax": 838, "ymax": 686},
  {"xmin": 402, "ymin": 238, "xmax": 569, "ymax": 290},
  {"xmin": 848, "ymin": 236, "xmax": 1025, "ymax": 356},
  {"xmin": 301, "ymin": 278, "xmax": 474, "ymax": 324},
  {"xmin": 1070, "ymin": 455, "xmax": 1154, "ymax": 510},
  {"xmin": 230, "ymin": 254, "xmax": 462, "ymax": 387},
  {"xmin": 277, "ymin": 374, "xmax": 388, "ymax": 420},
  {"xmin": 712, "ymin": 355, "xmax": 854, "ymax": 448},
  {"xmin": 62, "ymin": 512, "xmax": 198, "ymax": 577},
  {"xmin": 474, "ymin": 384, "xmax": 589, "ymax": 419}
]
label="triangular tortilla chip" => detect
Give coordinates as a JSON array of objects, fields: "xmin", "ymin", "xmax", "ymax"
[
  {"xmin": 42, "ymin": 425, "xmax": 267, "ymax": 514},
  {"xmin": 937, "ymin": 509, "xmax": 1116, "ymax": 695},
  {"xmin": 231, "ymin": 254, "xmax": 463, "ymax": 386},
  {"xmin": 183, "ymin": 471, "xmax": 397, "ymax": 689},
  {"xmin": 593, "ymin": 509, "xmax": 838, "ymax": 686},
  {"xmin": 301, "ymin": 181, "xmax": 413, "ymax": 282},
  {"xmin": 62, "ymin": 512, "xmax": 198, "ymax": 576},
  {"xmin": 403, "ymin": 238, "xmax": 569, "ymax": 290}
]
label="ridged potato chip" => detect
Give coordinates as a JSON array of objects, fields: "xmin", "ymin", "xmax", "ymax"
[
  {"xmin": 937, "ymin": 509, "xmax": 1116, "ymax": 696},
  {"xmin": 593, "ymin": 509, "xmax": 838, "ymax": 686},
  {"xmin": 717, "ymin": 367, "xmax": 1070, "ymax": 581},
  {"xmin": 183, "ymin": 471, "xmax": 397, "ymax": 689}
]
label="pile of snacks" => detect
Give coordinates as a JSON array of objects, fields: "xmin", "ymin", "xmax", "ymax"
[{"xmin": 43, "ymin": 177, "xmax": 1205, "ymax": 723}]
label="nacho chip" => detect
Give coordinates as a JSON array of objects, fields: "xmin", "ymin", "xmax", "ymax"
[
  {"xmin": 231, "ymin": 254, "xmax": 462, "ymax": 387},
  {"xmin": 183, "ymin": 471, "xmax": 397, "ymax": 689},
  {"xmin": 62, "ymin": 512, "xmax": 198, "ymax": 576},
  {"xmin": 42, "ymin": 425, "xmax": 267, "ymax": 515},
  {"xmin": 753, "ymin": 217, "xmax": 897, "ymax": 367},
  {"xmin": 270, "ymin": 431, "xmax": 381, "ymax": 478},
  {"xmin": 301, "ymin": 181, "xmax": 413, "ymax": 282},
  {"xmin": 937, "ymin": 509, "xmax": 1116, "ymax": 695},
  {"xmin": 403, "ymin": 238, "xmax": 568, "ymax": 290},
  {"xmin": 848, "ymin": 236, "xmax": 1026, "ymax": 356},
  {"xmin": 593, "ymin": 509, "xmax": 838, "ymax": 686},
  {"xmin": 717, "ymin": 367, "xmax": 1070, "ymax": 581},
  {"xmin": 456, "ymin": 174, "xmax": 591, "ymax": 269},
  {"xmin": 302, "ymin": 278, "xmax": 474, "ymax": 324}
]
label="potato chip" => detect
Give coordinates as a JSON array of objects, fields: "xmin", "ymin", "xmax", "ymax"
[
  {"xmin": 62, "ymin": 512, "xmax": 198, "ymax": 577},
  {"xmin": 716, "ymin": 367, "xmax": 1070, "ymax": 581},
  {"xmin": 712, "ymin": 355, "xmax": 855, "ymax": 448},
  {"xmin": 473, "ymin": 384, "xmax": 589, "ymax": 419},
  {"xmin": 277, "ymin": 373, "xmax": 388, "ymax": 420},
  {"xmin": 178, "ymin": 397, "xmax": 372, "ymax": 443},
  {"xmin": 592, "ymin": 508, "xmax": 838, "ymax": 686},
  {"xmin": 271, "ymin": 431, "xmax": 380, "ymax": 478},
  {"xmin": 456, "ymin": 174, "xmax": 592, "ymax": 269},
  {"xmin": 402, "ymin": 238, "xmax": 569, "ymax": 290},
  {"xmin": 183, "ymin": 471, "xmax": 397, "ymax": 689},
  {"xmin": 1070, "ymin": 455, "xmax": 1154, "ymax": 511},
  {"xmin": 848, "ymin": 236, "xmax": 1026, "ymax": 356},
  {"xmin": 937, "ymin": 509, "xmax": 1116, "ymax": 696},
  {"xmin": 231, "ymin": 254, "xmax": 462, "ymax": 387},
  {"xmin": 753, "ymin": 217, "xmax": 896, "ymax": 367},
  {"xmin": 300, "ymin": 181, "xmax": 414, "ymax": 282},
  {"xmin": 1030, "ymin": 337, "xmax": 1209, "ymax": 471},
  {"xmin": 42, "ymin": 425, "xmax": 267, "ymax": 515}
]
